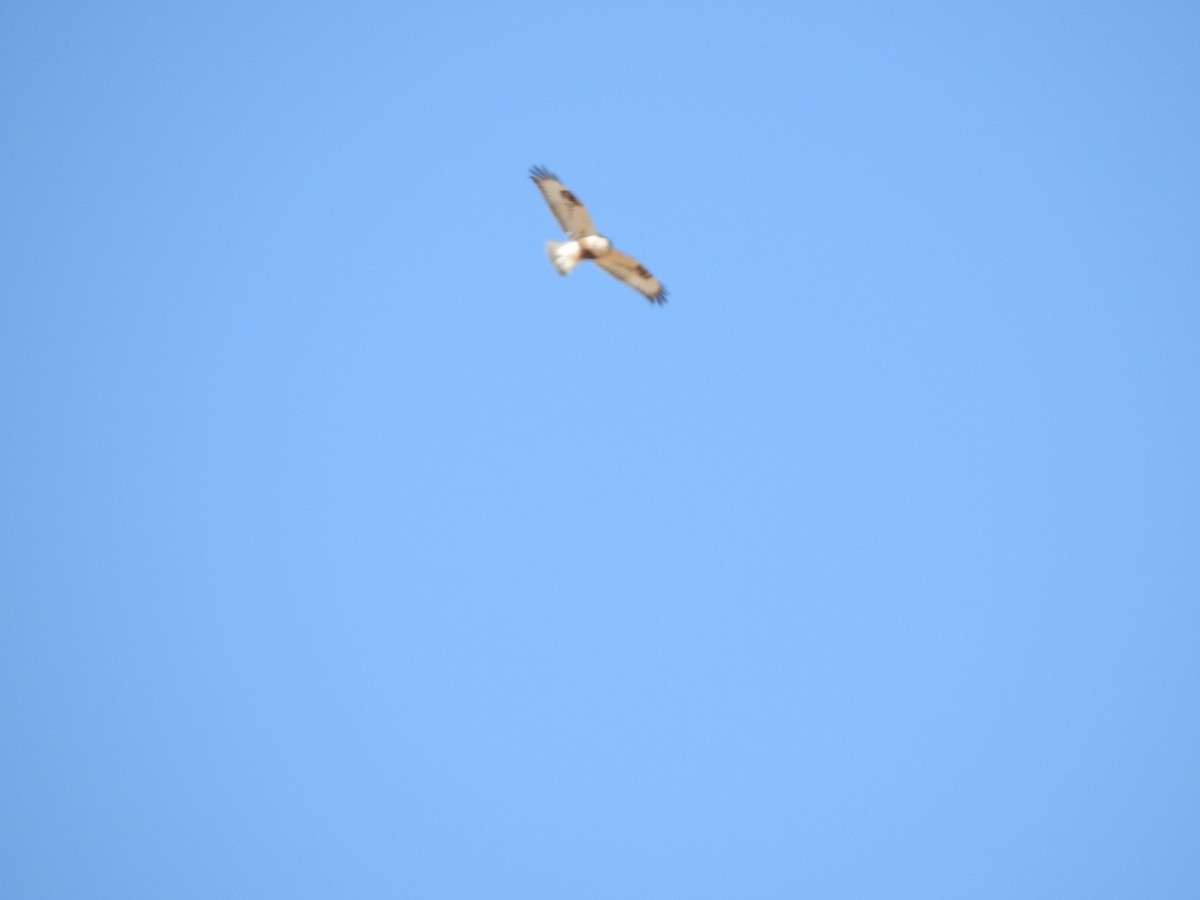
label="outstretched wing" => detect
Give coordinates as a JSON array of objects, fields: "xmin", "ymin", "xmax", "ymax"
[
  {"xmin": 594, "ymin": 249, "xmax": 668, "ymax": 304},
  {"xmin": 529, "ymin": 166, "xmax": 596, "ymax": 238}
]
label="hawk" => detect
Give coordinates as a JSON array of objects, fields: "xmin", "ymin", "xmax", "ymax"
[{"xmin": 530, "ymin": 165, "xmax": 667, "ymax": 304}]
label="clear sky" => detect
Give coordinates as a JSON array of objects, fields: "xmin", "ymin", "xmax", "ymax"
[{"xmin": 3, "ymin": 2, "xmax": 1198, "ymax": 897}]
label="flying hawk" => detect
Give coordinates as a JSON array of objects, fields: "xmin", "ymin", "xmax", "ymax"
[{"xmin": 530, "ymin": 165, "xmax": 667, "ymax": 304}]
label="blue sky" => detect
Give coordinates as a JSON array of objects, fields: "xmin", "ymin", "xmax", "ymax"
[{"xmin": 3, "ymin": 2, "xmax": 1198, "ymax": 896}]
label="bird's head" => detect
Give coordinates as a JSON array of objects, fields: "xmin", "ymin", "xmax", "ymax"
[{"xmin": 581, "ymin": 234, "xmax": 613, "ymax": 254}]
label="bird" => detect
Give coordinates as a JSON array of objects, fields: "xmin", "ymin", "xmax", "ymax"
[{"xmin": 529, "ymin": 165, "xmax": 667, "ymax": 305}]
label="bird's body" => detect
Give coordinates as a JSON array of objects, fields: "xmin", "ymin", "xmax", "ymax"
[
  {"xmin": 529, "ymin": 166, "xmax": 667, "ymax": 304},
  {"xmin": 545, "ymin": 234, "xmax": 612, "ymax": 274}
]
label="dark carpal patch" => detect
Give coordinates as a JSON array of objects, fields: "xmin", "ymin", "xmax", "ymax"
[{"xmin": 560, "ymin": 190, "xmax": 581, "ymax": 205}]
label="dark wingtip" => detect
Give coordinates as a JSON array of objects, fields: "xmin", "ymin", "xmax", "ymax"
[{"xmin": 529, "ymin": 164, "xmax": 558, "ymax": 183}]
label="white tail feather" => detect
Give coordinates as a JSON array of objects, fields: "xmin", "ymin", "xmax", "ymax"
[{"xmin": 546, "ymin": 240, "xmax": 581, "ymax": 275}]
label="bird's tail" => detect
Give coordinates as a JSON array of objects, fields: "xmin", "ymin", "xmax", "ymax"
[{"xmin": 546, "ymin": 240, "xmax": 580, "ymax": 275}]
